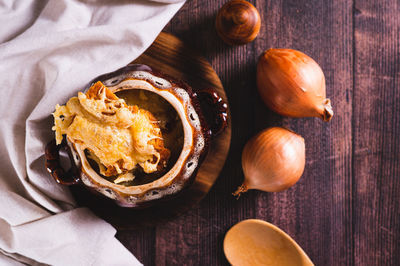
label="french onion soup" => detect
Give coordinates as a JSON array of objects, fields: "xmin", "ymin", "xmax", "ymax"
[{"xmin": 52, "ymin": 81, "xmax": 183, "ymax": 186}]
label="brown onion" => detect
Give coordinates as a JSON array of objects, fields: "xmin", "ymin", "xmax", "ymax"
[
  {"xmin": 257, "ymin": 48, "xmax": 333, "ymax": 121},
  {"xmin": 234, "ymin": 127, "xmax": 305, "ymax": 196}
]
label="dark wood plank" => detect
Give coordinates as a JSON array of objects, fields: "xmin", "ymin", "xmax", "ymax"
[
  {"xmin": 353, "ymin": 1, "xmax": 400, "ymax": 265},
  {"xmin": 116, "ymin": 228, "xmax": 156, "ymax": 266},
  {"xmin": 253, "ymin": 0, "xmax": 353, "ymax": 265}
]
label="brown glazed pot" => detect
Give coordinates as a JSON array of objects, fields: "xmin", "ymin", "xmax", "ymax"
[{"xmin": 45, "ymin": 64, "xmax": 228, "ymax": 208}]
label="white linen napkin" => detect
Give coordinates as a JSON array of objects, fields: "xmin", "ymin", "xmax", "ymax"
[{"xmin": 0, "ymin": 0, "xmax": 185, "ymax": 265}]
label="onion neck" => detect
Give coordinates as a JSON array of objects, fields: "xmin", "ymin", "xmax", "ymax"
[{"xmin": 321, "ymin": 98, "xmax": 333, "ymax": 122}]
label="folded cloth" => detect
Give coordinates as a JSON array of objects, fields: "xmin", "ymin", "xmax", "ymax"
[{"xmin": 0, "ymin": 0, "xmax": 185, "ymax": 265}]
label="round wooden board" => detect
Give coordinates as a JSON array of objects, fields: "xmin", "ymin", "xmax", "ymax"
[{"xmin": 70, "ymin": 32, "xmax": 231, "ymax": 229}]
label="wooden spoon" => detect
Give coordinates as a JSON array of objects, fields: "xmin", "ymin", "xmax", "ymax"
[{"xmin": 224, "ymin": 219, "xmax": 314, "ymax": 266}]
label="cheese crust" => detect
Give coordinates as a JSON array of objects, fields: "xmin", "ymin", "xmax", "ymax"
[{"xmin": 52, "ymin": 81, "xmax": 170, "ymax": 183}]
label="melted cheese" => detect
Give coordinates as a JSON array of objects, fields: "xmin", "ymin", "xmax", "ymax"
[{"xmin": 52, "ymin": 81, "xmax": 169, "ymax": 181}]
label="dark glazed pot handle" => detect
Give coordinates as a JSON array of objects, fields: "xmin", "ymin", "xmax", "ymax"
[
  {"xmin": 45, "ymin": 139, "xmax": 80, "ymax": 186},
  {"xmin": 197, "ymin": 88, "xmax": 228, "ymax": 137}
]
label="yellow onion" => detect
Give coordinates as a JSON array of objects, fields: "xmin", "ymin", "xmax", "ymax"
[
  {"xmin": 257, "ymin": 48, "xmax": 333, "ymax": 121},
  {"xmin": 234, "ymin": 127, "xmax": 305, "ymax": 196}
]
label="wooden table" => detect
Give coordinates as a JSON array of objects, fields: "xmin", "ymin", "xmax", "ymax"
[{"xmin": 117, "ymin": 1, "xmax": 400, "ymax": 265}]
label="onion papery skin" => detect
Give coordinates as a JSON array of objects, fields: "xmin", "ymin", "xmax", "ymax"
[
  {"xmin": 257, "ymin": 48, "xmax": 333, "ymax": 121},
  {"xmin": 237, "ymin": 127, "xmax": 305, "ymax": 194}
]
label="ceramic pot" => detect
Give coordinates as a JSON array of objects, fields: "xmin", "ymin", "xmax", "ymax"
[{"xmin": 45, "ymin": 64, "xmax": 228, "ymax": 208}]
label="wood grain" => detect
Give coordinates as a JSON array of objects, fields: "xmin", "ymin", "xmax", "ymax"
[
  {"xmin": 353, "ymin": 1, "xmax": 400, "ymax": 265},
  {"xmin": 116, "ymin": 1, "xmax": 400, "ymax": 265},
  {"xmin": 215, "ymin": 0, "xmax": 261, "ymax": 45}
]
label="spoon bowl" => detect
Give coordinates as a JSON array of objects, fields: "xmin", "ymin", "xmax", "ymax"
[{"xmin": 224, "ymin": 219, "xmax": 314, "ymax": 266}]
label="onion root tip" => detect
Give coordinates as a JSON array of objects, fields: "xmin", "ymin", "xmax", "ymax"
[{"xmin": 232, "ymin": 184, "xmax": 248, "ymax": 199}]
